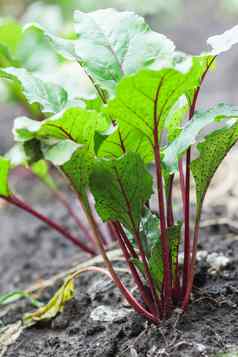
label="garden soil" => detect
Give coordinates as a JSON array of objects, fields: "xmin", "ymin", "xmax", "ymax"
[{"xmin": 1, "ymin": 150, "xmax": 238, "ymax": 357}]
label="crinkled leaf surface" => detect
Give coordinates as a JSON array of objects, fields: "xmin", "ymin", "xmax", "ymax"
[
  {"xmin": 24, "ymin": 23, "xmax": 77, "ymax": 62},
  {"xmin": 28, "ymin": 10, "xmax": 175, "ymax": 95},
  {"xmin": 73, "ymin": 9, "xmax": 175, "ymax": 93},
  {"xmin": 90, "ymin": 152, "xmax": 153, "ymax": 231},
  {"xmin": 163, "ymin": 104, "xmax": 238, "ymax": 172},
  {"xmin": 191, "ymin": 121, "xmax": 238, "ymax": 210},
  {"xmin": 0, "ymin": 67, "xmax": 68, "ymax": 114},
  {"xmin": 149, "ymin": 223, "xmax": 181, "ymax": 290},
  {"xmin": 107, "ymin": 57, "xmax": 210, "ymax": 147},
  {"xmin": 0, "ymin": 157, "xmax": 10, "ymax": 197}
]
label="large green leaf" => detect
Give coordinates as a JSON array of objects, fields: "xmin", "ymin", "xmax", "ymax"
[
  {"xmin": 191, "ymin": 121, "xmax": 238, "ymax": 210},
  {"xmin": 0, "ymin": 157, "xmax": 10, "ymax": 197},
  {"xmin": 0, "ymin": 67, "xmax": 68, "ymax": 114},
  {"xmin": 163, "ymin": 104, "xmax": 238, "ymax": 173},
  {"xmin": 149, "ymin": 223, "xmax": 181, "ymax": 290},
  {"xmin": 90, "ymin": 152, "xmax": 153, "ymax": 231},
  {"xmin": 27, "ymin": 9, "xmax": 175, "ymax": 95},
  {"xmin": 13, "ymin": 108, "xmax": 107, "ymax": 206},
  {"xmin": 73, "ymin": 9, "xmax": 175, "ymax": 93},
  {"xmin": 107, "ymin": 56, "xmax": 210, "ymax": 148},
  {"xmin": 14, "ymin": 108, "xmax": 108, "ymax": 147}
]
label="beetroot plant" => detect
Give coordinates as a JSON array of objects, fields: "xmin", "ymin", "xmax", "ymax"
[{"xmin": 1, "ymin": 9, "xmax": 238, "ymax": 324}]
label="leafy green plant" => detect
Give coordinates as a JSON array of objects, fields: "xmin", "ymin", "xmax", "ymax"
[{"xmin": 1, "ymin": 8, "xmax": 238, "ymax": 324}]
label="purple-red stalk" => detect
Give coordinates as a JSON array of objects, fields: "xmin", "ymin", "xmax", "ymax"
[
  {"xmin": 153, "ymin": 82, "xmax": 172, "ymax": 316},
  {"xmin": 166, "ymin": 174, "xmax": 175, "ymax": 227},
  {"xmin": 112, "ymin": 221, "xmax": 158, "ymax": 315},
  {"xmin": 84, "ymin": 201, "xmax": 160, "ymax": 324},
  {"xmin": 54, "ymin": 190, "xmax": 96, "ymax": 248},
  {"xmin": 182, "ymin": 57, "xmax": 216, "ymax": 297},
  {"xmin": 3, "ymin": 194, "xmax": 95, "ymax": 256}
]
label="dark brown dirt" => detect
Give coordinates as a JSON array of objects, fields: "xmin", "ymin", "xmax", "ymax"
[{"xmin": 1, "ymin": 183, "xmax": 238, "ymax": 357}]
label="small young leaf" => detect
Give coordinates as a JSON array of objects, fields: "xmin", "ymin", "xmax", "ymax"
[
  {"xmin": 31, "ymin": 160, "xmax": 57, "ymax": 190},
  {"xmin": 163, "ymin": 104, "xmax": 238, "ymax": 172},
  {"xmin": 23, "ymin": 276, "xmax": 75, "ymax": 327},
  {"xmin": 149, "ymin": 223, "xmax": 181, "ymax": 290},
  {"xmin": 0, "ymin": 67, "xmax": 68, "ymax": 114},
  {"xmin": 0, "ymin": 290, "xmax": 42, "ymax": 308},
  {"xmin": 41, "ymin": 139, "xmax": 80, "ymax": 166},
  {"xmin": 191, "ymin": 121, "xmax": 238, "ymax": 210},
  {"xmin": 90, "ymin": 153, "xmax": 153, "ymax": 231},
  {"xmin": 140, "ymin": 209, "xmax": 160, "ymax": 254},
  {"xmin": 6, "ymin": 143, "xmax": 28, "ymax": 167},
  {"xmin": 73, "ymin": 9, "xmax": 175, "ymax": 94},
  {"xmin": 0, "ymin": 157, "xmax": 10, "ymax": 197}
]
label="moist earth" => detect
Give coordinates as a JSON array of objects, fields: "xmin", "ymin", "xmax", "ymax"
[{"xmin": 1, "ymin": 183, "xmax": 238, "ymax": 357}]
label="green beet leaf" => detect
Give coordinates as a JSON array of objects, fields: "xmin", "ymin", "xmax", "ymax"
[
  {"xmin": 27, "ymin": 10, "xmax": 175, "ymax": 95},
  {"xmin": 13, "ymin": 108, "xmax": 108, "ymax": 207},
  {"xmin": 6, "ymin": 143, "xmax": 28, "ymax": 167},
  {"xmin": 0, "ymin": 157, "xmax": 11, "ymax": 197},
  {"xmin": 149, "ymin": 223, "xmax": 181, "ymax": 290},
  {"xmin": 31, "ymin": 160, "xmax": 57, "ymax": 190},
  {"xmin": 163, "ymin": 104, "xmax": 238, "ymax": 173},
  {"xmin": 63, "ymin": 147, "xmax": 95, "ymax": 207},
  {"xmin": 74, "ymin": 9, "xmax": 175, "ymax": 94},
  {"xmin": 6, "ymin": 143, "xmax": 56, "ymax": 190},
  {"xmin": 191, "ymin": 121, "xmax": 238, "ymax": 212},
  {"xmin": 97, "ymin": 125, "xmax": 153, "ymax": 163},
  {"xmin": 90, "ymin": 152, "xmax": 153, "ymax": 231},
  {"xmin": 0, "ymin": 67, "xmax": 68, "ymax": 114},
  {"xmin": 207, "ymin": 24, "xmax": 238, "ymax": 55},
  {"xmin": 14, "ymin": 108, "xmax": 108, "ymax": 149},
  {"xmin": 165, "ymin": 96, "xmax": 188, "ymax": 144},
  {"xmin": 0, "ymin": 20, "xmax": 22, "ymax": 66},
  {"xmin": 107, "ymin": 56, "xmax": 210, "ymax": 148},
  {"xmin": 24, "ymin": 23, "xmax": 77, "ymax": 62},
  {"xmin": 140, "ymin": 209, "xmax": 160, "ymax": 255}
]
